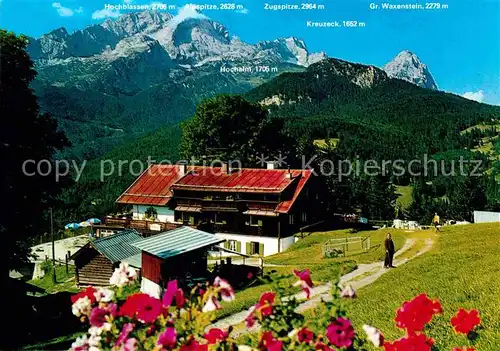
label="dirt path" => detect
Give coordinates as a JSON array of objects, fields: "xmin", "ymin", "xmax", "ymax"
[{"xmin": 210, "ymin": 236, "xmax": 434, "ymax": 334}]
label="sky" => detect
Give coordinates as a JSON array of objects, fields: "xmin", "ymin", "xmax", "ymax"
[{"xmin": 1, "ymin": 0, "xmax": 499, "ymax": 104}]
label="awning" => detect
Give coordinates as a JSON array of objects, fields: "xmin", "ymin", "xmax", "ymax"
[
  {"xmin": 175, "ymin": 206, "xmax": 202, "ymax": 213},
  {"xmin": 243, "ymin": 210, "xmax": 278, "ymax": 217}
]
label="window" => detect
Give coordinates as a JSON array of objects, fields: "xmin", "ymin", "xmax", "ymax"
[
  {"xmin": 249, "ymin": 216, "xmax": 263, "ymax": 227},
  {"xmin": 246, "ymin": 241, "xmax": 264, "ymax": 255},
  {"xmin": 301, "ymin": 212, "xmax": 307, "ymax": 223},
  {"xmin": 289, "ymin": 214, "xmax": 295, "ymax": 224},
  {"xmin": 226, "ymin": 240, "xmax": 241, "ymax": 252}
]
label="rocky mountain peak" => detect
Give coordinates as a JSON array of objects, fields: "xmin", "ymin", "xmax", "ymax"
[{"xmin": 383, "ymin": 50, "xmax": 438, "ymax": 89}]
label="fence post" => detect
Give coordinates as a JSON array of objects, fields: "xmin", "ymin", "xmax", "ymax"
[{"xmin": 65, "ymin": 253, "xmax": 69, "ymax": 273}]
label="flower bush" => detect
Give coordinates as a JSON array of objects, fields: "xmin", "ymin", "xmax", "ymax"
[{"xmin": 70, "ymin": 263, "xmax": 481, "ymax": 351}]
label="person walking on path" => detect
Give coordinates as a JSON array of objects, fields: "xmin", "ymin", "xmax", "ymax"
[
  {"xmin": 432, "ymin": 212, "xmax": 441, "ymax": 232},
  {"xmin": 384, "ymin": 233, "xmax": 395, "ymax": 268}
]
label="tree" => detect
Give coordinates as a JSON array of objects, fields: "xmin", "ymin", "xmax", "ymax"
[
  {"xmin": 0, "ymin": 30, "xmax": 69, "ymax": 281},
  {"xmin": 180, "ymin": 95, "xmax": 292, "ymax": 166}
]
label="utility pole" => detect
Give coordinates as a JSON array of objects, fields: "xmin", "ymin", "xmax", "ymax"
[{"xmin": 50, "ymin": 207, "xmax": 56, "ymax": 284}]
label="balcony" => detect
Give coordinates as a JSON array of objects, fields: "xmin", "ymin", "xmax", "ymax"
[{"xmin": 104, "ymin": 217, "xmax": 183, "ymax": 235}]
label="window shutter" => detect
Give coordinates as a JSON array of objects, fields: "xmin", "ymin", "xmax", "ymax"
[
  {"xmin": 189, "ymin": 216, "xmax": 194, "ymax": 225},
  {"xmin": 236, "ymin": 241, "xmax": 241, "ymax": 253},
  {"xmin": 223, "ymin": 241, "xmax": 229, "ymax": 249},
  {"xmin": 246, "ymin": 242, "xmax": 252, "ymax": 255},
  {"xmin": 258, "ymin": 219, "xmax": 263, "ymax": 227},
  {"xmin": 259, "ymin": 243, "xmax": 264, "ymax": 256}
]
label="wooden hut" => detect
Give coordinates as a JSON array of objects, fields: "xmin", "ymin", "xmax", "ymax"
[
  {"xmin": 131, "ymin": 226, "xmax": 224, "ymax": 296},
  {"xmin": 72, "ymin": 229, "xmax": 142, "ymax": 286}
]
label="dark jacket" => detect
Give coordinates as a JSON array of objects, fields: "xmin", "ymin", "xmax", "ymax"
[{"xmin": 385, "ymin": 239, "xmax": 395, "ymax": 253}]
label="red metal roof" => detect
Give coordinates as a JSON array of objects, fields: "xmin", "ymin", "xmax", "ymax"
[
  {"xmin": 116, "ymin": 165, "xmax": 313, "ymax": 213},
  {"xmin": 172, "ymin": 168, "xmax": 304, "ymax": 193},
  {"xmin": 116, "ymin": 165, "xmax": 184, "ymax": 206},
  {"xmin": 275, "ymin": 170, "xmax": 313, "ymax": 213}
]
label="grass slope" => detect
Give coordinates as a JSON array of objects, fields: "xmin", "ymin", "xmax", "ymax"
[
  {"xmin": 340, "ymin": 223, "xmax": 500, "ymax": 349},
  {"xmin": 216, "ymin": 228, "xmax": 413, "ymax": 321}
]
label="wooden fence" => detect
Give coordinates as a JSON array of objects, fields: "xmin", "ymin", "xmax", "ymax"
[{"xmin": 322, "ymin": 236, "xmax": 371, "ymax": 258}]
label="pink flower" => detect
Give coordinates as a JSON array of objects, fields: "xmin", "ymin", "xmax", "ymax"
[
  {"xmin": 163, "ymin": 280, "xmax": 185, "ymax": 308},
  {"xmin": 245, "ymin": 306, "xmax": 257, "ymax": 327},
  {"xmin": 297, "ymin": 327, "xmax": 315, "ymax": 343},
  {"xmin": 340, "ymin": 285, "xmax": 357, "ymax": 298},
  {"xmin": 214, "ymin": 276, "xmax": 235, "ymax": 302},
  {"xmin": 89, "ymin": 307, "xmax": 107, "ymax": 328},
  {"xmin": 293, "ymin": 269, "xmax": 314, "ymax": 298},
  {"xmin": 115, "ymin": 323, "xmax": 134, "ymax": 347},
  {"xmin": 204, "ymin": 328, "xmax": 228, "ymax": 344},
  {"xmin": 202, "ymin": 295, "xmax": 222, "ymax": 313},
  {"xmin": 89, "ymin": 303, "xmax": 117, "ymax": 328},
  {"xmin": 157, "ymin": 327, "xmax": 177, "ymax": 349},
  {"xmin": 293, "ymin": 269, "xmax": 313, "ymax": 287},
  {"xmin": 362, "ymin": 324, "xmax": 384, "ymax": 347},
  {"xmin": 120, "ymin": 338, "xmax": 137, "ymax": 351},
  {"xmin": 326, "ymin": 317, "xmax": 355, "ymax": 348}
]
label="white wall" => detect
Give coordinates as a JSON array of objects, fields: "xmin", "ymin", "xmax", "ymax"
[
  {"xmin": 215, "ymin": 233, "xmax": 295, "ymax": 257},
  {"xmin": 473, "ymin": 211, "xmax": 500, "ymax": 223},
  {"xmin": 133, "ymin": 205, "xmax": 175, "ymax": 223}
]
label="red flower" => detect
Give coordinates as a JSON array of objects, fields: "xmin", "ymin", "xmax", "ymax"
[
  {"xmin": 157, "ymin": 327, "xmax": 177, "ymax": 349},
  {"xmin": 395, "ymin": 294, "xmax": 442, "ymax": 333},
  {"xmin": 261, "ymin": 331, "xmax": 282, "ymax": 351},
  {"xmin": 452, "ymin": 348, "xmax": 475, "ymax": 351},
  {"xmin": 179, "ymin": 339, "xmax": 208, "ymax": 351},
  {"xmin": 120, "ymin": 293, "xmax": 162, "ymax": 323},
  {"xmin": 71, "ymin": 286, "xmax": 97, "ymax": 304},
  {"xmin": 297, "ymin": 327, "xmax": 315, "ymax": 343},
  {"xmin": 451, "ymin": 309, "xmax": 480, "ymax": 334},
  {"xmin": 325, "ymin": 317, "xmax": 355, "ymax": 348},
  {"xmin": 383, "ymin": 333, "xmax": 434, "ymax": 351},
  {"xmin": 203, "ymin": 328, "xmax": 228, "ymax": 344},
  {"xmin": 314, "ymin": 341, "xmax": 334, "ymax": 351},
  {"xmin": 258, "ymin": 292, "xmax": 276, "ymax": 317}
]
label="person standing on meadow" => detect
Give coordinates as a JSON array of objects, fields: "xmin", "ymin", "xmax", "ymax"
[
  {"xmin": 384, "ymin": 233, "xmax": 395, "ymax": 268},
  {"xmin": 432, "ymin": 212, "xmax": 441, "ymax": 232}
]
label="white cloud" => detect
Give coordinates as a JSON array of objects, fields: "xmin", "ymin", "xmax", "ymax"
[
  {"xmin": 236, "ymin": 8, "xmax": 249, "ymax": 14},
  {"xmin": 92, "ymin": 8, "xmax": 121, "ymax": 19},
  {"xmin": 123, "ymin": 0, "xmax": 133, "ymax": 3},
  {"xmin": 52, "ymin": 2, "xmax": 76, "ymax": 17},
  {"xmin": 75, "ymin": 6, "xmax": 84, "ymax": 13},
  {"xmin": 168, "ymin": 4, "xmax": 208, "ymax": 26},
  {"xmin": 462, "ymin": 90, "xmax": 485, "ymax": 103}
]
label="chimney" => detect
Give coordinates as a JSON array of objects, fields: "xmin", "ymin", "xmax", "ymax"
[
  {"xmin": 285, "ymin": 166, "xmax": 293, "ymax": 179},
  {"xmin": 178, "ymin": 162, "xmax": 188, "ymax": 177},
  {"xmin": 221, "ymin": 162, "xmax": 229, "ymax": 174},
  {"xmin": 266, "ymin": 161, "xmax": 278, "ymax": 170}
]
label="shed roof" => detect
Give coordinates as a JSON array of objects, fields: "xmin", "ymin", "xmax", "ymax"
[
  {"xmin": 131, "ymin": 226, "xmax": 225, "ymax": 259},
  {"xmin": 92, "ymin": 229, "xmax": 143, "ymax": 263}
]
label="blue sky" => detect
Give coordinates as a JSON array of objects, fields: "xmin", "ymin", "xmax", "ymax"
[{"xmin": 1, "ymin": 0, "xmax": 499, "ymax": 104}]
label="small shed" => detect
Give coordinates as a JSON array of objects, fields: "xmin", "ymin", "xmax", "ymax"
[
  {"xmin": 72, "ymin": 229, "xmax": 142, "ymax": 286},
  {"xmin": 131, "ymin": 226, "xmax": 224, "ymax": 296}
]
